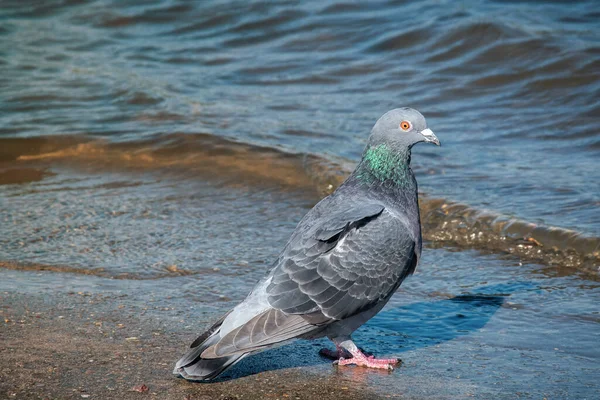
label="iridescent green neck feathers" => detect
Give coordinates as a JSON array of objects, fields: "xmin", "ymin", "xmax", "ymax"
[{"xmin": 355, "ymin": 144, "xmax": 412, "ymax": 186}]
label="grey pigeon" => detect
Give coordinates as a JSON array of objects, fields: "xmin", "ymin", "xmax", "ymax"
[{"xmin": 174, "ymin": 108, "xmax": 440, "ymax": 380}]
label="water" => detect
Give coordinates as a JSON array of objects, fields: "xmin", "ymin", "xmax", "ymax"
[
  {"xmin": 2, "ymin": 0, "xmax": 599, "ymax": 235},
  {"xmin": 1, "ymin": 0, "xmax": 599, "ymax": 397}
]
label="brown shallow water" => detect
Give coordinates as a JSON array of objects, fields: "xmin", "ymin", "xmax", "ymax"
[{"xmin": 2, "ymin": 134, "xmax": 599, "ymax": 275}]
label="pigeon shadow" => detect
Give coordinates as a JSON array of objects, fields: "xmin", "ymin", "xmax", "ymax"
[{"xmin": 204, "ymin": 283, "xmax": 523, "ymax": 382}]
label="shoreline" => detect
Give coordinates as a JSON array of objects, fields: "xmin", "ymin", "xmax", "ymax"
[
  {"xmin": 0, "ymin": 288, "xmax": 388, "ymax": 400},
  {"xmin": 2, "ymin": 252, "xmax": 598, "ymax": 399}
]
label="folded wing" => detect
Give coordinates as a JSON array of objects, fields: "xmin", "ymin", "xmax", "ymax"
[{"xmin": 267, "ymin": 202, "xmax": 417, "ymax": 320}]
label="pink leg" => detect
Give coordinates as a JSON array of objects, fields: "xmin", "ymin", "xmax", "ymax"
[
  {"xmin": 332, "ymin": 339, "xmax": 400, "ymax": 370},
  {"xmin": 319, "ymin": 345, "xmax": 351, "ymax": 360}
]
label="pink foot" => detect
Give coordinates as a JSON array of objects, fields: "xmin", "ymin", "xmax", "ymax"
[{"xmin": 334, "ymin": 351, "xmax": 400, "ymax": 370}]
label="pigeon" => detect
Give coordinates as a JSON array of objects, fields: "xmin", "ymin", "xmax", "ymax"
[{"xmin": 174, "ymin": 108, "xmax": 440, "ymax": 381}]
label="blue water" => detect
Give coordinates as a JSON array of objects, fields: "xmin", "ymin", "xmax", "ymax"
[{"xmin": 1, "ymin": 0, "xmax": 599, "ymax": 235}]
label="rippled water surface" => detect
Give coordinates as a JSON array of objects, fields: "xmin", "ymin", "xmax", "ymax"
[
  {"xmin": 2, "ymin": 0, "xmax": 599, "ymax": 233},
  {"xmin": 1, "ymin": 0, "xmax": 599, "ymax": 398}
]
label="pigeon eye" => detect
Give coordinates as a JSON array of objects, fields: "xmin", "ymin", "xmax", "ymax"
[{"xmin": 400, "ymin": 121, "xmax": 411, "ymax": 131}]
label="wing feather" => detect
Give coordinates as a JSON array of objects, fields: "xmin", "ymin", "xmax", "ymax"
[
  {"xmin": 202, "ymin": 309, "xmax": 322, "ymax": 358},
  {"xmin": 267, "ymin": 202, "xmax": 417, "ymax": 321},
  {"xmin": 200, "ymin": 201, "xmax": 417, "ymax": 360}
]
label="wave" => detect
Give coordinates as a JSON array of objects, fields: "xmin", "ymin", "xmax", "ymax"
[
  {"xmin": 0, "ymin": 260, "xmax": 209, "ymax": 280},
  {"xmin": 3, "ymin": 134, "xmax": 334, "ymax": 193},
  {"xmin": 3, "ymin": 134, "xmax": 598, "ymax": 276}
]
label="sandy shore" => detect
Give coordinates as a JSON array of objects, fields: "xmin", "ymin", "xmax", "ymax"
[
  {"xmin": 0, "ymin": 289, "xmax": 396, "ymax": 400},
  {"xmin": 3, "ymin": 253, "xmax": 597, "ymax": 399}
]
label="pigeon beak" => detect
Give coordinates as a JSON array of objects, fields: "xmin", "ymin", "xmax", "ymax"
[{"xmin": 420, "ymin": 128, "xmax": 440, "ymax": 146}]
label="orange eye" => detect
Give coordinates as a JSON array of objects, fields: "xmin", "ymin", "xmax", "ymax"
[{"xmin": 400, "ymin": 121, "xmax": 411, "ymax": 131}]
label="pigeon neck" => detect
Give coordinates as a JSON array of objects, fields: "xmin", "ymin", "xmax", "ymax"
[{"xmin": 354, "ymin": 143, "xmax": 413, "ymax": 188}]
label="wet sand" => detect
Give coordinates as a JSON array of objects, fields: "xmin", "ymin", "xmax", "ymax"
[
  {"xmin": 0, "ymin": 289, "xmax": 386, "ymax": 400},
  {"xmin": 3, "ymin": 242, "xmax": 598, "ymax": 400}
]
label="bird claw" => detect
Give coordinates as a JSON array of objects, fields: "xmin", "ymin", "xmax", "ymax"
[{"xmin": 333, "ymin": 354, "xmax": 400, "ymax": 370}]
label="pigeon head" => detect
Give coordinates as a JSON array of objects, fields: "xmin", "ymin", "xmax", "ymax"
[
  {"xmin": 356, "ymin": 108, "xmax": 439, "ymax": 186},
  {"xmin": 368, "ymin": 108, "xmax": 440, "ymax": 149}
]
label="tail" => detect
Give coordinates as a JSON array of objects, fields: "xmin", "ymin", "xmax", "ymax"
[
  {"xmin": 174, "ymin": 307, "xmax": 324, "ymax": 381},
  {"xmin": 173, "ymin": 313, "xmax": 245, "ymax": 381}
]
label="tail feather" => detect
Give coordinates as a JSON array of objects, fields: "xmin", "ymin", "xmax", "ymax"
[
  {"xmin": 174, "ymin": 307, "xmax": 325, "ymax": 381},
  {"xmin": 174, "ymin": 313, "xmax": 245, "ymax": 381},
  {"xmin": 174, "ymin": 331, "xmax": 219, "ymax": 371},
  {"xmin": 175, "ymin": 352, "xmax": 246, "ymax": 381}
]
